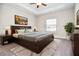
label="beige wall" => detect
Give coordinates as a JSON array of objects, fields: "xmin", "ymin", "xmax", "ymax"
[
  {"xmin": 0, "ymin": 4, "xmax": 36, "ymax": 34},
  {"xmin": 0, "ymin": 3, "xmax": 75, "ymax": 39},
  {"xmin": 36, "ymin": 8, "xmax": 75, "ymax": 38},
  {"xmin": 0, "ymin": 4, "xmax": 2, "ymax": 24}
]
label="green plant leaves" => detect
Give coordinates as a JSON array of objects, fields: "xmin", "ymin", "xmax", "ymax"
[{"xmin": 64, "ymin": 22, "xmax": 74, "ymax": 33}]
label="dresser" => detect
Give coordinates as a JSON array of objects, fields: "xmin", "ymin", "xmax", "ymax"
[{"xmin": 73, "ymin": 33, "xmax": 79, "ymax": 56}]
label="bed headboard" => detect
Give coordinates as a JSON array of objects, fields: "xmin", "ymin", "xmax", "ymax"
[{"xmin": 11, "ymin": 25, "xmax": 31, "ymax": 35}]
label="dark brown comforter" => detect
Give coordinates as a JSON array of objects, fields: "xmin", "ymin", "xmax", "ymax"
[{"xmin": 14, "ymin": 32, "xmax": 54, "ymax": 53}]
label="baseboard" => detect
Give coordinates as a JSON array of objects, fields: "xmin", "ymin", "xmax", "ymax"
[{"xmin": 54, "ymin": 36, "xmax": 67, "ymax": 40}]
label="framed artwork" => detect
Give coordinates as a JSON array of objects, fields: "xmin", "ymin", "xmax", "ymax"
[
  {"xmin": 77, "ymin": 15, "xmax": 79, "ymax": 25},
  {"xmin": 15, "ymin": 15, "xmax": 28, "ymax": 25}
]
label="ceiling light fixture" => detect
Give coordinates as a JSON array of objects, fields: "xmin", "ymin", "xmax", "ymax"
[
  {"xmin": 36, "ymin": 3, "xmax": 41, "ymax": 5},
  {"xmin": 30, "ymin": 3, "xmax": 47, "ymax": 8}
]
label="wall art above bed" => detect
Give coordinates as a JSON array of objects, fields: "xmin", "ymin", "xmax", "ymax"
[{"xmin": 15, "ymin": 15, "xmax": 28, "ymax": 25}]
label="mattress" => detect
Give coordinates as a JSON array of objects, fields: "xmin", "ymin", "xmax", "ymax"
[
  {"xmin": 18, "ymin": 32, "xmax": 54, "ymax": 42},
  {"xmin": 13, "ymin": 32, "xmax": 54, "ymax": 53}
]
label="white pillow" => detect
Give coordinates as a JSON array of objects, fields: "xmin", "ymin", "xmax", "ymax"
[
  {"xmin": 17, "ymin": 29, "xmax": 25, "ymax": 33},
  {"xmin": 25, "ymin": 29, "xmax": 32, "ymax": 32}
]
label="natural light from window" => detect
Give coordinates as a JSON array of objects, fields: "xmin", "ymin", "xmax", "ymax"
[{"xmin": 46, "ymin": 19, "xmax": 56, "ymax": 31}]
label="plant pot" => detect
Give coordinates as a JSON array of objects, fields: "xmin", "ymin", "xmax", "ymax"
[
  {"xmin": 66, "ymin": 33, "xmax": 72, "ymax": 40},
  {"xmin": 66, "ymin": 35, "xmax": 71, "ymax": 40}
]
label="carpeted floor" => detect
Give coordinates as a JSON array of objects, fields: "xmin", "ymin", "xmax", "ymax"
[{"xmin": 0, "ymin": 39, "xmax": 73, "ymax": 56}]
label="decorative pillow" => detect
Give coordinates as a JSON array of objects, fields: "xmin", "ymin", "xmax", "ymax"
[
  {"xmin": 16, "ymin": 29, "xmax": 25, "ymax": 33},
  {"xmin": 25, "ymin": 29, "xmax": 32, "ymax": 32}
]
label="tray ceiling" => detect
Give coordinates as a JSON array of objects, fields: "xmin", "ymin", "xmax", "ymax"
[{"xmin": 14, "ymin": 3, "xmax": 75, "ymax": 15}]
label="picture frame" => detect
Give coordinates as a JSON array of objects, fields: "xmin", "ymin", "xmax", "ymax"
[
  {"xmin": 15, "ymin": 15, "xmax": 28, "ymax": 25},
  {"xmin": 76, "ymin": 10, "xmax": 79, "ymax": 25}
]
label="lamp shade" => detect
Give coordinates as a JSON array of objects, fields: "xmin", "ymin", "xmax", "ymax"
[{"xmin": 5, "ymin": 26, "xmax": 11, "ymax": 35}]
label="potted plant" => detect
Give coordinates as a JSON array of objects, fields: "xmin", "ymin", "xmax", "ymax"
[{"xmin": 64, "ymin": 22, "xmax": 74, "ymax": 40}]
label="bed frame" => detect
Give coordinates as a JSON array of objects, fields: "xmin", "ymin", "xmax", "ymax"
[
  {"xmin": 10, "ymin": 25, "xmax": 54, "ymax": 53},
  {"xmin": 11, "ymin": 25, "xmax": 31, "ymax": 35}
]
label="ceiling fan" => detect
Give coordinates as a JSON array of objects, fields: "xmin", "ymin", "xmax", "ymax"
[{"xmin": 29, "ymin": 3, "xmax": 47, "ymax": 8}]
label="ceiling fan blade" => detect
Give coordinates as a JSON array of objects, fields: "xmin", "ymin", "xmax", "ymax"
[
  {"xmin": 37, "ymin": 5, "xmax": 39, "ymax": 8},
  {"xmin": 41, "ymin": 3, "xmax": 47, "ymax": 6},
  {"xmin": 30, "ymin": 3, "xmax": 36, "ymax": 5}
]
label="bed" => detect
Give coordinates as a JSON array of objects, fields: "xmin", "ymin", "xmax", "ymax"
[{"xmin": 11, "ymin": 26, "xmax": 54, "ymax": 53}]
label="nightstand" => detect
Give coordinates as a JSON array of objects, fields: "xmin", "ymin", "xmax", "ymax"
[{"xmin": 0, "ymin": 35, "xmax": 12, "ymax": 45}]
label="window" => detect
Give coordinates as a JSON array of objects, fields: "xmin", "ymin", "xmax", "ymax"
[{"xmin": 46, "ymin": 19, "xmax": 56, "ymax": 31}]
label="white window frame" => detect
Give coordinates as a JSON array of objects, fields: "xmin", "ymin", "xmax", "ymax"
[{"xmin": 46, "ymin": 19, "xmax": 56, "ymax": 32}]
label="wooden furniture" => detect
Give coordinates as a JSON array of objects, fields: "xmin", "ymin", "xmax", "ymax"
[
  {"xmin": 11, "ymin": 25, "xmax": 31, "ymax": 35},
  {"xmin": 0, "ymin": 35, "xmax": 13, "ymax": 45},
  {"xmin": 72, "ymin": 33, "xmax": 79, "ymax": 56},
  {"xmin": 10, "ymin": 26, "xmax": 54, "ymax": 53}
]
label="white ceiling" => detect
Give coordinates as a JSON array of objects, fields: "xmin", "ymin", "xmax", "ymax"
[{"xmin": 16, "ymin": 3, "xmax": 75, "ymax": 15}]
